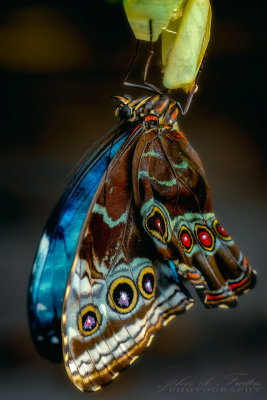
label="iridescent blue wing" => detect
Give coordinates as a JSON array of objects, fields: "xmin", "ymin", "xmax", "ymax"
[{"xmin": 28, "ymin": 122, "xmax": 138, "ymax": 362}]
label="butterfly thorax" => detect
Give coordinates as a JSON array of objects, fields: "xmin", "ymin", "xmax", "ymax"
[{"xmin": 114, "ymin": 94, "xmax": 180, "ymax": 130}]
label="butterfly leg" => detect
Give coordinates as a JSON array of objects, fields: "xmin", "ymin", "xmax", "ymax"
[
  {"xmin": 142, "ymin": 20, "xmax": 164, "ymax": 94},
  {"xmin": 123, "ymin": 39, "xmax": 140, "ymax": 86},
  {"xmin": 124, "ymin": 20, "xmax": 163, "ymax": 95},
  {"xmin": 176, "ymin": 56, "xmax": 206, "ymax": 116}
]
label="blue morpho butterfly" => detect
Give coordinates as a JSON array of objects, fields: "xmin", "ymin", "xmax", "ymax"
[
  {"xmin": 28, "ymin": 93, "xmax": 256, "ymax": 392},
  {"xmin": 28, "ymin": 28, "xmax": 256, "ymax": 391}
]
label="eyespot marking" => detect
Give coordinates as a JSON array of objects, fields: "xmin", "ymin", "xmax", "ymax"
[
  {"xmin": 179, "ymin": 225, "xmax": 194, "ymax": 253},
  {"xmin": 195, "ymin": 224, "xmax": 215, "ymax": 251},
  {"xmin": 145, "ymin": 205, "xmax": 169, "ymax": 243},
  {"xmin": 213, "ymin": 219, "xmax": 231, "ymax": 241},
  {"xmin": 108, "ymin": 277, "xmax": 138, "ymax": 314},
  {"xmin": 138, "ymin": 267, "xmax": 156, "ymax": 300},
  {"xmin": 78, "ymin": 305, "xmax": 101, "ymax": 336}
]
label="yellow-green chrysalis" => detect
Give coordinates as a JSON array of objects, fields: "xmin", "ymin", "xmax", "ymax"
[
  {"xmin": 123, "ymin": 0, "xmax": 185, "ymax": 41},
  {"xmin": 162, "ymin": 0, "xmax": 211, "ymax": 91}
]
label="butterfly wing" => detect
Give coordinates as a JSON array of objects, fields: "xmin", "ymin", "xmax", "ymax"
[
  {"xmin": 62, "ymin": 126, "xmax": 193, "ymax": 391},
  {"xmin": 28, "ymin": 122, "xmax": 137, "ymax": 362},
  {"xmin": 133, "ymin": 125, "xmax": 256, "ymax": 308}
]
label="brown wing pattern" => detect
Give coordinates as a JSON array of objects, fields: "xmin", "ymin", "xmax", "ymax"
[
  {"xmin": 62, "ymin": 95, "xmax": 256, "ymax": 392},
  {"xmin": 62, "ymin": 121, "xmax": 192, "ymax": 392},
  {"xmin": 132, "ymin": 98, "xmax": 256, "ymax": 308}
]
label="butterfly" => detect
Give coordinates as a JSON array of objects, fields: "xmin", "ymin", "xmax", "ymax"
[{"xmin": 28, "ymin": 93, "xmax": 256, "ymax": 391}]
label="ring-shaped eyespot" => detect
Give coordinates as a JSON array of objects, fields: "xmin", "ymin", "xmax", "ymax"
[
  {"xmin": 78, "ymin": 305, "xmax": 101, "ymax": 336},
  {"xmin": 195, "ymin": 224, "xmax": 215, "ymax": 251},
  {"xmin": 108, "ymin": 277, "xmax": 138, "ymax": 314},
  {"xmin": 145, "ymin": 205, "xmax": 169, "ymax": 244},
  {"xmin": 138, "ymin": 267, "xmax": 156, "ymax": 300},
  {"xmin": 178, "ymin": 225, "xmax": 194, "ymax": 253},
  {"xmin": 212, "ymin": 219, "xmax": 232, "ymax": 241}
]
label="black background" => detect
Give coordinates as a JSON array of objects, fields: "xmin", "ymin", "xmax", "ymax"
[{"xmin": 0, "ymin": 1, "xmax": 266, "ymax": 399}]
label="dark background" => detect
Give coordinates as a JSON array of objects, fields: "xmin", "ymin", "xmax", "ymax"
[{"xmin": 0, "ymin": 1, "xmax": 266, "ymax": 399}]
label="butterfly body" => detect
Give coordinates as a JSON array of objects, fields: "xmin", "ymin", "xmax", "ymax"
[{"xmin": 29, "ymin": 94, "xmax": 256, "ymax": 391}]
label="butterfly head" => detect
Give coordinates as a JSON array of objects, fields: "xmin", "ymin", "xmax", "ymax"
[{"xmin": 112, "ymin": 95, "xmax": 133, "ymax": 121}]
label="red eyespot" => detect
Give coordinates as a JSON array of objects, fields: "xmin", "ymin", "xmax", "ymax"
[
  {"xmin": 198, "ymin": 231, "xmax": 212, "ymax": 247},
  {"xmin": 155, "ymin": 218, "xmax": 163, "ymax": 234},
  {"xmin": 217, "ymin": 224, "xmax": 228, "ymax": 236},
  {"xmin": 212, "ymin": 219, "xmax": 231, "ymax": 241},
  {"xmin": 181, "ymin": 232, "xmax": 191, "ymax": 249},
  {"xmin": 179, "ymin": 226, "xmax": 194, "ymax": 253},
  {"xmin": 195, "ymin": 224, "xmax": 215, "ymax": 251}
]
